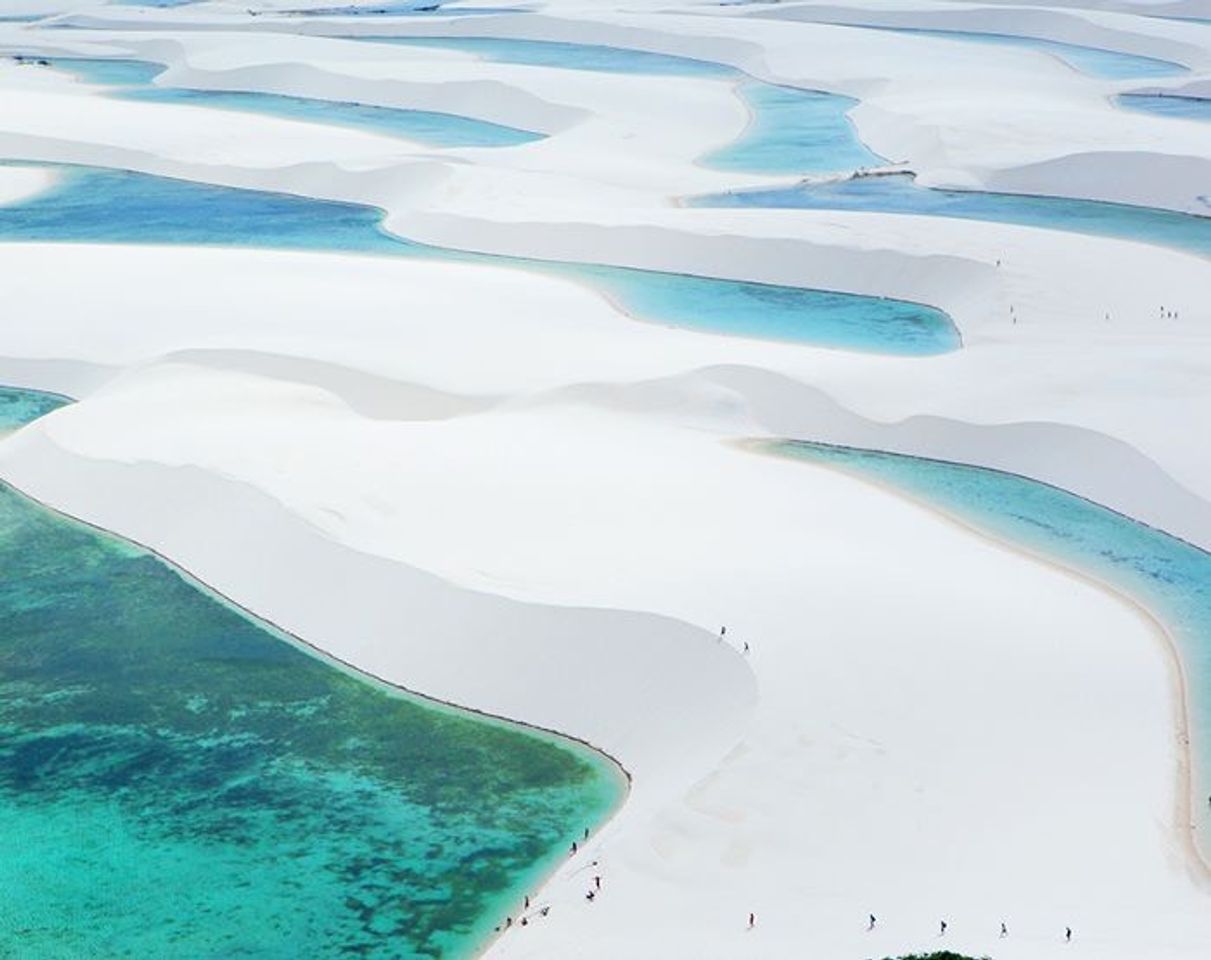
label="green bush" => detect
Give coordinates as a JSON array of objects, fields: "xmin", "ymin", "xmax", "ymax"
[{"xmin": 880, "ymin": 953, "xmax": 991, "ymax": 960}]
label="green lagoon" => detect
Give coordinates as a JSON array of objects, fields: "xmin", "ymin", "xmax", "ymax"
[{"xmin": 0, "ymin": 390, "xmax": 622, "ymax": 958}]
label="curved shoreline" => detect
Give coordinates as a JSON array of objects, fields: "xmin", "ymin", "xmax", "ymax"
[
  {"xmin": 1, "ymin": 160, "xmax": 961, "ymax": 355},
  {"xmin": 0, "ymin": 468, "xmax": 634, "ymax": 958},
  {"xmin": 750, "ymin": 435, "xmax": 1211, "ymax": 884}
]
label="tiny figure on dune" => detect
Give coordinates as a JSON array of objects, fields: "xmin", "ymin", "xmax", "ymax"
[
  {"xmin": 540, "ymin": 906, "xmax": 550, "ymax": 917},
  {"xmin": 1066, "ymin": 926, "xmax": 1072, "ymax": 943},
  {"xmin": 1000, "ymin": 921, "xmax": 1008, "ymax": 938},
  {"xmin": 571, "ymin": 841, "xmax": 578, "ymax": 855},
  {"xmin": 584, "ymin": 827, "xmax": 590, "ymax": 840},
  {"xmin": 748, "ymin": 912, "xmax": 755, "ymax": 930},
  {"xmin": 594, "ymin": 876, "xmax": 601, "ymax": 890},
  {"xmin": 868, "ymin": 914, "xmax": 877, "ymax": 931},
  {"xmin": 743, "ymin": 641, "xmax": 750, "ymax": 654},
  {"xmin": 586, "ymin": 890, "xmax": 596, "ymax": 902},
  {"xmin": 524, "ymin": 896, "xmax": 530, "ymax": 910},
  {"xmin": 940, "ymin": 920, "xmax": 947, "ymax": 936}
]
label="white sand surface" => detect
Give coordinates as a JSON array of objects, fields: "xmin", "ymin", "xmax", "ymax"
[{"xmin": 2, "ymin": 1, "xmax": 1211, "ymax": 958}]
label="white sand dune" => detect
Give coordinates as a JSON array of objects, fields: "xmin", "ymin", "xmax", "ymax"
[{"xmin": 2, "ymin": 1, "xmax": 1211, "ymax": 957}]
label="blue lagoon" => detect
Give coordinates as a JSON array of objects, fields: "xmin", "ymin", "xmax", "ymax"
[
  {"xmin": 0, "ymin": 164, "xmax": 958, "ymax": 354},
  {"xmin": 361, "ymin": 37, "xmax": 880, "ymax": 174},
  {"xmin": 698, "ymin": 172, "xmax": 1211, "ymax": 258},
  {"xmin": 704, "ymin": 81, "xmax": 883, "ymax": 176},
  {"xmin": 45, "ymin": 57, "xmax": 544, "ymax": 148},
  {"xmin": 1118, "ymin": 92, "xmax": 1211, "ymax": 122}
]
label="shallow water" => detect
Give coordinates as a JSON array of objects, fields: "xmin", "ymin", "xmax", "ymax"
[
  {"xmin": 563, "ymin": 259, "xmax": 948, "ymax": 353},
  {"xmin": 704, "ymin": 81, "xmax": 884, "ymax": 175},
  {"xmin": 0, "ymin": 164, "xmax": 414, "ymax": 254},
  {"xmin": 0, "ymin": 475, "xmax": 621, "ymax": 957},
  {"xmin": 0, "ymin": 164, "xmax": 958, "ymax": 354},
  {"xmin": 0, "ymin": 386, "xmax": 69, "ymax": 432},
  {"xmin": 867, "ymin": 26, "xmax": 1187, "ymax": 79},
  {"xmin": 1118, "ymin": 92, "xmax": 1211, "ymax": 121},
  {"xmin": 44, "ymin": 57, "xmax": 166, "ymax": 87},
  {"xmin": 776, "ymin": 439, "xmax": 1211, "ymax": 862},
  {"xmin": 46, "ymin": 57, "xmax": 544, "ymax": 148},
  {"xmin": 697, "ymin": 172, "xmax": 1211, "ymax": 257},
  {"xmin": 363, "ymin": 37, "xmax": 878, "ymax": 174}
]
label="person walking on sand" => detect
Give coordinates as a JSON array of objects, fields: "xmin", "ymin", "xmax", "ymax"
[
  {"xmin": 720, "ymin": 626, "xmax": 727, "ymax": 640},
  {"xmin": 868, "ymin": 914, "xmax": 876, "ymax": 931},
  {"xmin": 748, "ymin": 912, "xmax": 755, "ymax": 929},
  {"xmin": 571, "ymin": 841, "xmax": 578, "ymax": 855},
  {"xmin": 743, "ymin": 642, "xmax": 750, "ymax": 654},
  {"xmin": 594, "ymin": 876, "xmax": 601, "ymax": 890},
  {"xmin": 1001, "ymin": 922, "xmax": 1008, "ymax": 938},
  {"xmin": 1066, "ymin": 927, "xmax": 1072, "ymax": 942},
  {"xmin": 524, "ymin": 896, "xmax": 530, "ymax": 910},
  {"xmin": 940, "ymin": 920, "xmax": 947, "ymax": 936}
]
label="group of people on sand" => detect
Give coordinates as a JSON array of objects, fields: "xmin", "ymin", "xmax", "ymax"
[
  {"xmin": 497, "ymin": 827, "xmax": 597, "ymax": 934},
  {"xmin": 860, "ymin": 913, "xmax": 1073, "ymax": 943},
  {"xmin": 497, "ymin": 896, "xmax": 553, "ymax": 934},
  {"xmin": 572, "ymin": 827, "xmax": 605, "ymax": 904}
]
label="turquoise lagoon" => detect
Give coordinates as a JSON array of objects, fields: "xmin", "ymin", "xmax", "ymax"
[
  {"xmin": 0, "ymin": 164, "xmax": 957, "ymax": 354},
  {"xmin": 0, "ymin": 386, "xmax": 69, "ymax": 432},
  {"xmin": 777, "ymin": 440, "xmax": 1211, "ymax": 856},
  {"xmin": 704, "ymin": 81, "xmax": 883, "ymax": 175},
  {"xmin": 857, "ymin": 26, "xmax": 1187, "ymax": 79},
  {"xmin": 697, "ymin": 172, "xmax": 1211, "ymax": 258},
  {"xmin": 363, "ymin": 37, "xmax": 882, "ymax": 174},
  {"xmin": 24, "ymin": 50, "xmax": 945, "ymax": 349},
  {"xmin": 0, "ymin": 390, "xmax": 622, "ymax": 957},
  {"xmin": 44, "ymin": 58, "xmax": 166, "ymax": 88},
  {"xmin": 46, "ymin": 57, "xmax": 544, "ymax": 148},
  {"xmin": 1118, "ymin": 92, "xmax": 1211, "ymax": 122}
]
